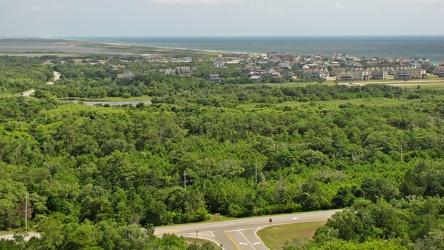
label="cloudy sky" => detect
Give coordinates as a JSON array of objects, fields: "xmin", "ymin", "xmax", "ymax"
[{"xmin": 1, "ymin": 0, "xmax": 443, "ymax": 37}]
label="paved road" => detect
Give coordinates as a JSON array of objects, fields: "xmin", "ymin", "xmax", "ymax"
[
  {"xmin": 155, "ymin": 209, "xmax": 340, "ymax": 250},
  {"xmin": 0, "ymin": 232, "xmax": 41, "ymax": 241}
]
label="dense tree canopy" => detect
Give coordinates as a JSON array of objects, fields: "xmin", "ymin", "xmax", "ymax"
[{"xmin": 1, "ymin": 55, "xmax": 444, "ymax": 249}]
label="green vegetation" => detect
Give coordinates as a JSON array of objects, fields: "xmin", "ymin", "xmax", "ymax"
[
  {"xmin": 59, "ymin": 95, "xmax": 152, "ymax": 102},
  {"xmin": 1, "ymin": 54, "xmax": 444, "ymax": 249},
  {"xmin": 0, "ymin": 231, "xmax": 14, "ymax": 236},
  {"xmin": 294, "ymin": 196, "xmax": 444, "ymax": 250},
  {"xmin": 0, "ymin": 56, "xmax": 53, "ymax": 94},
  {"xmin": 183, "ymin": 238, "xmax": 221, "ymax": 249},
  {"xmin": 258, "ymin": 221, "xmax": 326, "ymax": 250}
]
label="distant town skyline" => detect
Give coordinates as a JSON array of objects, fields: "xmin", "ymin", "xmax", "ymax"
[{"xmin": 1, "ymin": 0, "xmax": 443, "ymax": 37}]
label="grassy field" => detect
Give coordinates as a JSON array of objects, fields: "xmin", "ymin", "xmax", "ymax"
[
  {"xmin": 257, "ymin": 221, "xmax": 326, "ymax": 250},
  {"xmin": 58, "ymin": 95, "xmax": 152, "ymax": 102},
  {"xmin": 73, "ymin": 40, "xmax": 222, "ymax": 59},
  {"xmin": 277, "ymin": 95, "xmax": 444, "ymax": 107},
  {"xmin": 239, "ymin": 94, "xmax": 444, "ymax": 110},
  {"xmin": 243, "ymin": 77, "xmax": 444, "ymax": 89},
  {"xmin": 0, "ymin": 231, "xmax": 14, "ymax": 236},
  {"xmin": 286, "ymin": 97, "xmax": 406, "ymax": 108}
]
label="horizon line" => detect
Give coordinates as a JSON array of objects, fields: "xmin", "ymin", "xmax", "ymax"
[{"xmin": 2, "ymin": 34, "xmax": 444, "ymax": 39}]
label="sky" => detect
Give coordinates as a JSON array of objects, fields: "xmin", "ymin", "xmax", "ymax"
[{"xmin": 1, "ymin": 0, "xmax": 443, "ymax": 37}]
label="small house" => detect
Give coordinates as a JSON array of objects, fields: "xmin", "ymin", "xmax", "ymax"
[
  {"xmin": 165, "ymin": 69, "xmax": 175, "ymax": 75},
  {"xmin": 117, "ymin": 71, "xmax": 135, "ymax": 80},
  {"xmin": 250, "ymin": 75, "xmax": 263, "ymax": 82},
  {"xmin": 208, "ymin": 74, "xmax": 221, "ymax": 82}
]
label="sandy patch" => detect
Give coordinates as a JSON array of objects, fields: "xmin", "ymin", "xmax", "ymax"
[
  {"xmin": 21, "ymin": 89, "xmax": 35, "ymax": 97},
  {"xmin": 47, "ymin": 71, "xmax": 61, "ymax": 85}
]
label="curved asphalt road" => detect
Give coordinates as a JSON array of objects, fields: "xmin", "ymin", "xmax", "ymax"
[{"xmin": 155, "ymin": 209, "xmax": 341, "ymax": 250}]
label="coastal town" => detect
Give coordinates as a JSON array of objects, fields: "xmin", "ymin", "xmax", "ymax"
[{"xmin": 47, "ymin": 51, "xmax": 444, "ymax": 84}]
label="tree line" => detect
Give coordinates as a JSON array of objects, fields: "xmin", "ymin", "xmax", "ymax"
[{"xmin": 1, "ymin": 55, "xmax": 444, "ymax": 249}]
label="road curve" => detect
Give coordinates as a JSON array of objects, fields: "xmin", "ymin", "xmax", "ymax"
[
  {"xmin": 20, "ymin": 71, "xmax": 60, "ymax": 97},
  {"xmin": 21, "ymin": 89, "xmax": 35, "ymax": 97},
  {"xmin": 155, "ymin": 209, "xmax": 341, "ymax": 250},
  {"xmin": 47, "ymin": 71, "xmax": 61, "ymax": 85}
]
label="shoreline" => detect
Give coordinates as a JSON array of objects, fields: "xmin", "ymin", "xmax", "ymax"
[
  {"xmin": 58, "ymin": 36, "xmax": 444, "ymax": 62},
  {"xmin": 1, "ymin": 37, "xmax": 443, "ymax": 63},
  {"xmin": 68, "ymin": 38, "xmax": 235, "ymax": 56}
]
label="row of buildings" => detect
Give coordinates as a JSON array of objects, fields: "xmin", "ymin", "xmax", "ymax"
[
  {"xmin": 164, "ymin": 67, "xmax": 196, "ymax": 76},
  {"xmin": 45, "ymin": 50, "xmax": 443, "ymax": 82},
  {"xmin": 302, "ymin": 66, "xmax": 428, "ymax": 81},
  {"xmin": 216, "ymin": 52, "xmax": 438, "ymax": 81},
  {"xmin": 436, "ymin": 62, "xmax": 444, "ymax": 77},
  {"xmin": 219, "ymin": 52, "xmax": 434, "ymax": 69}
]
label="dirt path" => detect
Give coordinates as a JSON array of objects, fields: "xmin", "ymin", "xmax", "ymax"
[
  {"xmin": 21, "ymin": 89, "xmax": 35, "ymax": 97},
  {"xmin": 20, "ymin": 71, "xmax": 60, "ymax": 97},
  {"xmin": 47, "ymin": 71, "xmax": 61, "ymax": 85}
]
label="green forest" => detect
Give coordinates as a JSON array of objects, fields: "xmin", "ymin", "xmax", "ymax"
[{"xmin": 1, "ymin": 55, "xmax": 444, "ymax": 249}]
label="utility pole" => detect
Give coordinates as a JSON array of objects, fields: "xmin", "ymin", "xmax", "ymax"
[
  {"xmin": 400, "ymin": 145, "xmax": 403, "ymax": 162},
  {"xmin": 184, "ymin": 171, "xmax": 187, "ymax": 190},
  {"xmin": 255, "ymin": 163, "xmax": 258, "ymax": 183},
  {"xmin": 25, "ymin": 192, "xmax": 28, "ymax": 232}
]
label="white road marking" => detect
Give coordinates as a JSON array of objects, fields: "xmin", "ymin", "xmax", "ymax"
[
  {"xmin": 253, "ymin": 242, "xmax": 261, "ymax": 245},
  {"xmin": 237, "ymin": 230, "xmax": 257, "ymax": 250},
  {"xmin": 293, "ymin": 217, "xmax": 299, "ymax": 220},
  {"xmin": 185, "ymin": 231, "xmax": 215, "ymax": 237},
  {"xmin": 226, "ymin": 228, "xmax": 259, "ymax": 232},
  {"xmin": 239, "ymin": 242, "xmax": 248, "ymax": 245}
]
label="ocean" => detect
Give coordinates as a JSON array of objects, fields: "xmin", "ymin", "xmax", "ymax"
[{"xmin": 69, "ymin": 36, "xmax": 444, "ymax": 64}]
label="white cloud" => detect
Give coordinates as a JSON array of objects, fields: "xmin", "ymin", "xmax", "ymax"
[
  {"xmin": 332, "ymin": 2, "xmax": 360, "ymax": 10},
  {"xmin": 249, "ymin": 5, "xmax": 281, "ymax": 12},
  {"xmin": 31, "ymin": 5, "xmax": 42, "ymax": 11},
  {"xmin": 54, "ymin": 5, "xmax": 64, "ymax": 11},
  {"xmin": 386, "ymin": 0, "xmax": 443, "ymax": 3},
  {"xmin": 333, "ymin": 3, "xmax": 346, "ymax": 9},
  {"xmin": 150, "ymin": 0, "xmax": 241, "ymax": 4}
]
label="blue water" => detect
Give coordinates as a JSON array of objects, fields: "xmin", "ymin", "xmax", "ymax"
[{"xmin": 67, "ymin": 36, "xmax": 444, "ymax": 64}]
